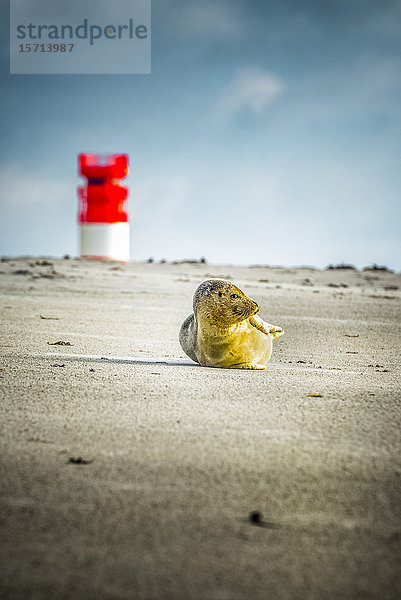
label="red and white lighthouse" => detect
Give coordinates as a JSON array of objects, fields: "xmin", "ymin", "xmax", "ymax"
[{"xmin": 78, "ymin": 153, "xmax": 130, "ymax": 262}]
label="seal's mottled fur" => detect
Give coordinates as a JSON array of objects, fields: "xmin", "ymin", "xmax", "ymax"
[{"xmin": 179, "ymin": 279, "xmax": 284, "ymax": 369}]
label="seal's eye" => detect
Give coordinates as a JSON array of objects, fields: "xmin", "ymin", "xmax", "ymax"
[{"xmin": 230, "ymin": 293, "xmax": 239, "ymax": 299}]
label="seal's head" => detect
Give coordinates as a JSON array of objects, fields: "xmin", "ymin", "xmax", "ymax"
[{"xmin": 193, "ymin": 279, "xmax": 259, "ymax": 327}]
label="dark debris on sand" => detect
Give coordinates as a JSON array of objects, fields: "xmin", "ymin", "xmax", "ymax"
[{"xmin": 68, "ymin": 457, "xmax": 94, "ymax": 465}]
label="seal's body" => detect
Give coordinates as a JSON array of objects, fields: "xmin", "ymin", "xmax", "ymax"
[{"xmin": 179, "ymin": 279, "xmax": 284, "ymax": 369}]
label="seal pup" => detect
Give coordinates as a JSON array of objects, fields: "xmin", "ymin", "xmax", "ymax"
[{"xmin": 179, "ymin": 279, "xmax": 284, "ymax": 369}]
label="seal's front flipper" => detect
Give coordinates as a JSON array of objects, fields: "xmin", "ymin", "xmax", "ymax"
[
  {"xmin": 249, "ymin": 315, "xmax": 284, "ymax": 340},
  {"xmin": 229, "ymin": 363, "xmax": 266, "ymax": 370},
  {"xmin": 249, "ymin": 315, "xmax": 270, "ymax": 335},
  {"xmin": 269, "ymin": 326, "xmax": 284, "ymax": 341}
]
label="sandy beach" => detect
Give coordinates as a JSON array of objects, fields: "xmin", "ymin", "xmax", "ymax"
[{"xmin": 0, "ymin": 256, "xmax": 400, "ymax": 600}]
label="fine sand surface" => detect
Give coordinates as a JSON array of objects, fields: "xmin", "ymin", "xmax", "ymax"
[{"xmin": 0, "ymin": 256, "xmax": 401, "ymax": 600}]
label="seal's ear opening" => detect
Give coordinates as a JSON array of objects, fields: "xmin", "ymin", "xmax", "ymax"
[{"xmin": 269, "ymin": 327, "xmax": 284, "ymax": 341}]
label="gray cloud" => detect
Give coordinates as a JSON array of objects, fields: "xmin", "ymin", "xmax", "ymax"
[{"xmin": 211, "ymin": 68, "xmax": 284, "ymax": 123}]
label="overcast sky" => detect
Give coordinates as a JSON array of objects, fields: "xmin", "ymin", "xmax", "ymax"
[{"xmin": 1, "ymin": 0, "xmax": 400, "ymax": 268}]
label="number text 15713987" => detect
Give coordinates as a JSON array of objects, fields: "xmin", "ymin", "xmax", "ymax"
[{"xmin": 19, "ymin": 43, "xmax": 74, "ymax": 53}]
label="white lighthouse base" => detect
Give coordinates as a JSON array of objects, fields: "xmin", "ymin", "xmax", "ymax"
[{"xmin": 79, "ymin": 222, "xmax": 130, "ymax": 262}]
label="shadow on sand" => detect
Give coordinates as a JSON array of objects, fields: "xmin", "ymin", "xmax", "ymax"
[{"xmin": 36, "ymin": 352, "xmax": 199, "ymax": 368}]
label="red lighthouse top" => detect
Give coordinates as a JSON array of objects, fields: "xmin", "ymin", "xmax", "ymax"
[{"xmin": 78, "ymin": 153, "xmax": 129, "ymax": 224}]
